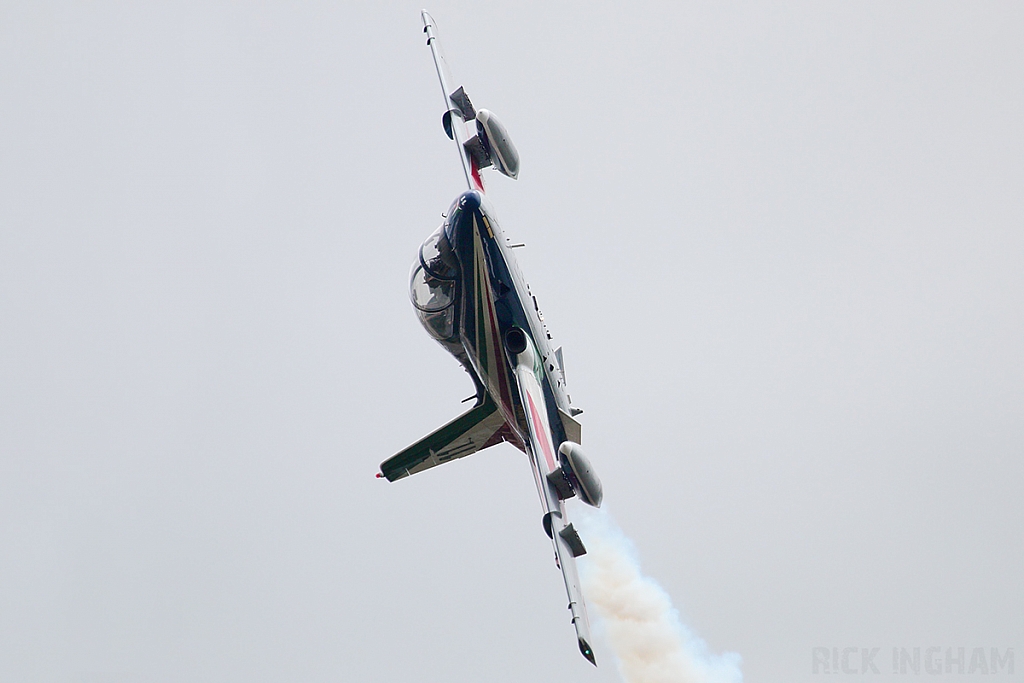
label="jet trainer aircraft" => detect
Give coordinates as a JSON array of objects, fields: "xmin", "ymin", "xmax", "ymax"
[{"xmin": 378, "ymin": 11, "xmax": 604, "ymax": 666}]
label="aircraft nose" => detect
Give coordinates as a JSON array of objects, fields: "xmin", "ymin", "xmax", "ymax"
[
  {"xmin": 446, "ymin": 190, "xmax": 486, "ymax": 247},
  {"xmin": 457, "ymin": 190, "xmax": 482, "ymax": 211}
]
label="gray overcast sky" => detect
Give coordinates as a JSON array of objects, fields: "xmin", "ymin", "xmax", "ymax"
[{"xmin": 1, "ymin": 2, "xmax": 1022, "ymax": 682}]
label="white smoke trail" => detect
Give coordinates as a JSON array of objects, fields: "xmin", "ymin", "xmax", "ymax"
[{"xmin": 577, "ymin": 508, "xmax": 743, "ymax": 683}]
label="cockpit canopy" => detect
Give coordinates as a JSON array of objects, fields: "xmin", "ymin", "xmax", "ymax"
[
  {"xmin": 419, "ymin": 225, "xmax": 458, "ymax": 280},
  {"xmin": 410, "ymin": 264, "xmax": 454, "ymax": 312},
  {"xmin": 410, "ymin": 225, "xmax": 459, "ymax": 341}
]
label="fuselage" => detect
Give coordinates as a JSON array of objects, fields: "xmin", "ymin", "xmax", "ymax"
[{"xmin": 411, "ymin": 190, "xmax": 571, "ymax": 455}]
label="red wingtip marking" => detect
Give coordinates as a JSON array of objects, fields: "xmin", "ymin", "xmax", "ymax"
[{"xmin": 375, "ymin": 472, "xmax": 384, "ymax": 479}]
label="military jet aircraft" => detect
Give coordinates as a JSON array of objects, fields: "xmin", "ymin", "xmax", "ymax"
[{"xmin": 378, "ymin": 11, "xmax": 604, "ymax": 666}]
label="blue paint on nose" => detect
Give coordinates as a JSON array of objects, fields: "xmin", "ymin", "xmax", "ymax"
[
  {"xmin": 446, "ymin": 190, "xmax": 486, "ymax": 251},
  {"xmin": 458, "ymin": 190, "xmax": 482, "ymax": 211}
]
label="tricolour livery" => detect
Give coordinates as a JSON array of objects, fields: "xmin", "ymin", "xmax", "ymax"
[{"xmin": 379, "ymin": 11, "xmax": 603, "ymax": 665}]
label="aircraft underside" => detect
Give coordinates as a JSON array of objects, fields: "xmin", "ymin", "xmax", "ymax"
[{"xmin": 380, "ymin": 11, "xmax": 602, "ymax": 666}]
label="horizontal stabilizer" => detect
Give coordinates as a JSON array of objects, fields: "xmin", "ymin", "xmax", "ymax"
[{"xmin": 379, "ymin": 396, "xmax": 515, "ymax": 481}]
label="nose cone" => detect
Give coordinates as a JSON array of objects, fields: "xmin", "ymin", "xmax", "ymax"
[
  {"xmin": 457, "ymin": 190, "xmax": 482, "ymax": 212},
  {"xmin": 445, "ymin": 190, "xmax": 486, "ymax": 249}
]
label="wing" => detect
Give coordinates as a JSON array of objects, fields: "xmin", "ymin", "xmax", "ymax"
[
  {"xmin": 379, "ymin": 396, "xmax": 517, "ymax": 482},
  {"xmin": 421, "ymin": 10, "xmax": 484, "ymax": 192},
  {"xmin": 511, "ymin": 341, "xmax": 597, "ymax": 665}
]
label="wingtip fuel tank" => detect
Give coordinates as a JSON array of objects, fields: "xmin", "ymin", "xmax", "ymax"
[{"xmin": 580, "ymin": 637, "xmax": 597, "ymax": 666}]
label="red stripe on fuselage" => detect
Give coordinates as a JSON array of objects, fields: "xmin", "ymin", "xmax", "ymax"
[
  {"xmin": 470, "ymin": 159, "xmax": 485, "ymax": 192},
  {"xmin": 526, "ymin": 390, "xmax": 557, "ymax": 472}
]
